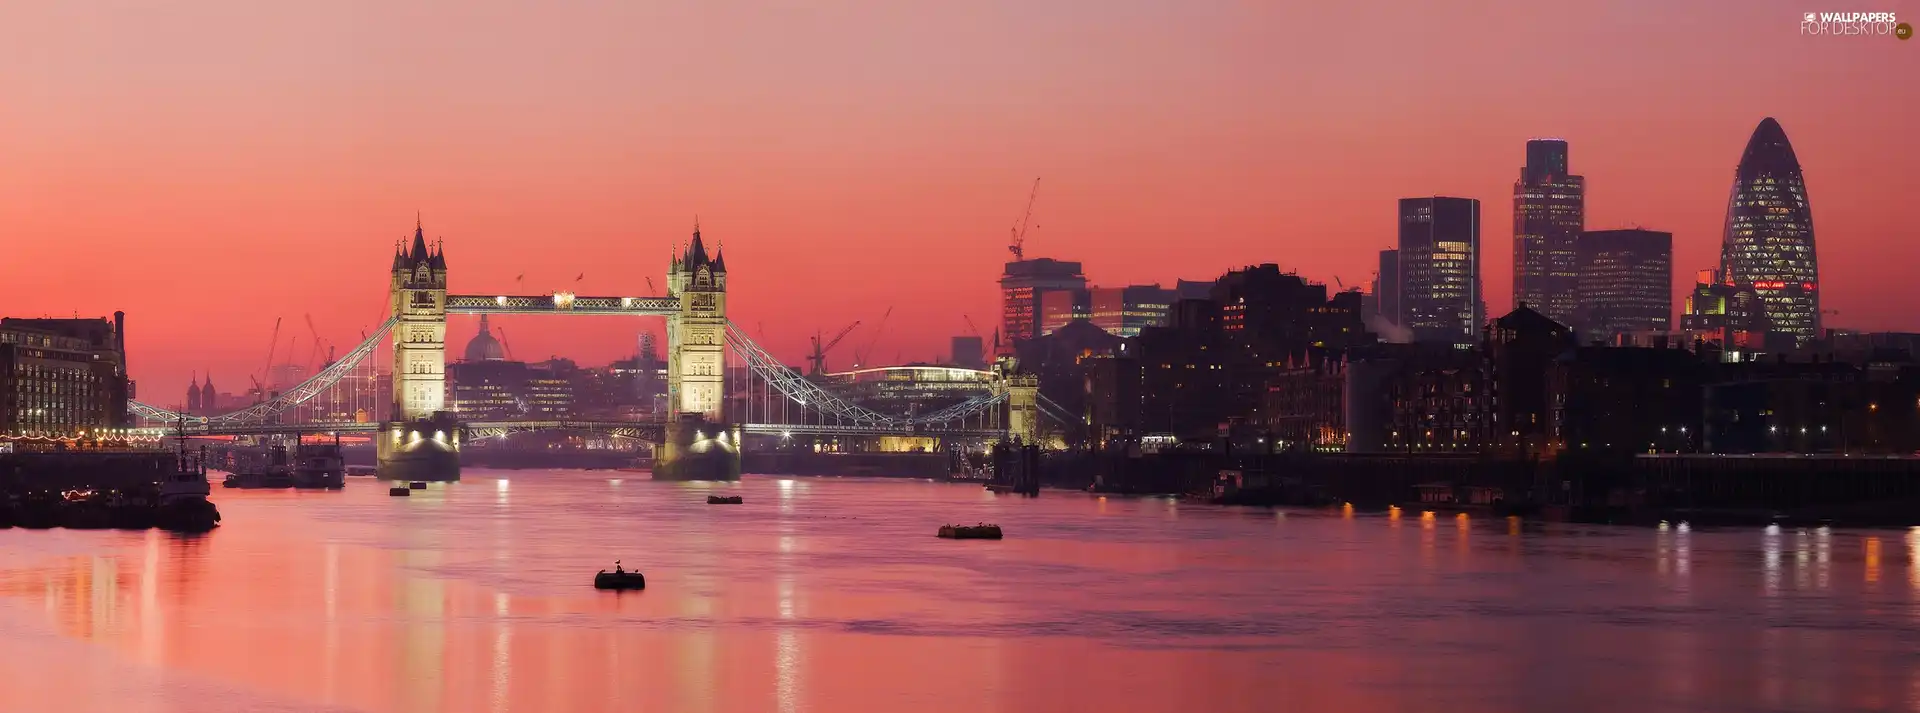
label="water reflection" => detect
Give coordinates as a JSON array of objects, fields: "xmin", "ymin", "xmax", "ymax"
[{"xmin": 1, "ymin": 473, "xmax": 1919, "ymax": 712}]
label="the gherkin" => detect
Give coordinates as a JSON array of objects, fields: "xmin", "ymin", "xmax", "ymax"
[{"xmin": 1720, "ymin": 117, "xmax": 1820, "ymax": 346}]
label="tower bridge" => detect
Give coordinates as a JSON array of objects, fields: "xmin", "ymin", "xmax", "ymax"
[{"xmin": 130, "ymin": 220, "xmax": 1056, "ymax": 480}]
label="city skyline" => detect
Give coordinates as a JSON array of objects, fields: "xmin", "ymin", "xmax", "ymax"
[{"xmin": 1, "ymin": 1, "xmax": 1914, "ymax": 401}]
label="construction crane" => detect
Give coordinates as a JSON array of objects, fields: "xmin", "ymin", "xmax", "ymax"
[
  {"xmin": 496, "ymin": 325, "xmax": 517, "ymax": 361},
  {"xmin": 807, "ymin": 321, "xmax": 860, "ymax": 376},
  {"xmin": 304, "ymin": 314, "xmax": 327, "ymax": 373},
  {"xmin": 646, "ymin": 276, "xmax": 658, "ymax": 295},
  {"xmin": 962, "ymin": 314, "xmax": 982, "ymax": 337},
  {"xmin": 1008, "ymin": 177, "xmax": 1040, "ymax": 261},
  {"xmin": 259, "ymin": 316, "xmax": 283, "ymax": 392},
  {"xmin": 855, "ymin": 306, "xmax": 893, "ymax": 368}
]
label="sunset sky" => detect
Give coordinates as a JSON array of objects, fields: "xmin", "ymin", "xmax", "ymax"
[{"xmin": 1, "ymin": 0, "xmax": 1914, "ymax": 404}]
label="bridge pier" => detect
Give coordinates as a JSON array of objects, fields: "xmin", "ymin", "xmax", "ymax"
[
  {"xmin": 377, "ymin": 412, "xmax": 463, "ymax": 481},
  {"xmin": 654, "ymin": 415, "xmax": 741, "ymax": 481}
]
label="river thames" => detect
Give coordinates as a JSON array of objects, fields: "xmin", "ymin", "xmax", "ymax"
[{"xmin": 3, "ymin": 470, "xmax": 1919, "ymax": 712}]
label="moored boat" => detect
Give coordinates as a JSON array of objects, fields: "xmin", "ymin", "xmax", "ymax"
[
  {"xmin": 938, "ymin": 523, "xmax": 1004, "ymax": 539},
  {"xmin": 408, "ymin": 481, "xmax": 428, "ymax": 490},
  {"xmin": 389, "ymin": 486, "xmax": 411, "ymax": 496},
  {"xmin": 707, "ymin": 495, "xmax": 743, "ymax": 505},
  {"xmin": 594, "ymin": 570, "xmax": 646, "ymax": 590},
  {"xmin": 293, "ymin": 438, "xmax": 347, "ymax": 489}
]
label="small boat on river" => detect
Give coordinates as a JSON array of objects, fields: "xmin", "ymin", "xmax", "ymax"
[
  {"xmin": 408, "ymin": 481, "xmax": 427, "ymax": 490},
  {"xmin": 938, "ymin": 523, "xmax": 1004, "ymax": 540},
  {"xmin": 389, "ymin": 486, "xmax": 411, "ymax": 496},
  {"xmin": 708, "ymin": 495, "xmax": 743, "ymax": 505},
  {"xmin": 594, "ymin": 561, "xmax": 646, "ymax": 590}
]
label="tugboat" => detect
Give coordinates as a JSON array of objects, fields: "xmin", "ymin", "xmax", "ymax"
[
  {"xmin": 292, "ymin": 435, "xmax": 346, "ymax": 489},
  {"xmin": 938, "ymin": 523, "xmax": 1004, "ymax": 540},
  {"xmin": 224, "ymin": 444, "xmax": 294, "ymax": 489},
  {"xmin": 593, "ymin": 561, "xmax": 646, "ymax": 590},
  {"xmin": 707, "ymin": 495, "xmax": 743, "ymax": 505},
  {"xmin": 156, "ymin": 427, "xmax": 220, "ymax": 532}
]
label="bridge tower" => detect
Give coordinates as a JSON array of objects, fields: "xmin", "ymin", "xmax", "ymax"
[
  {"xmin": 995, "ymin": 356, "xmax": 1040, "ymax": 445},
  {"xmin": 656, "ymin": 225, "xmax": 740, "ymax": 480},
  {"xmin": 377, "ymin": 221, "xmax": 462, "ymax": 480}
]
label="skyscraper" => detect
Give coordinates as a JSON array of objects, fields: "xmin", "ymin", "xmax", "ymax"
[
  {"xmin": 1000, "ymin": 258, "xmax": 1087, "ymax": 345},
  {"xmin": 1512, "ymin": 139, "xmax": 1585, "ymax": 324},
  {"xmin": 1720, "ymin": 117, "xmax": 1820, "ymax": 345},
  {"xmin": 1373, "ymin": 248, "xmax": 1400, "ymax": 326},
  {"xmin": 1399, "ymin": 197, "xmax": 1483, "ymax": 348},
  {"xmin": 1574, "ymin": 229, "xmax": 1673, "ymax": 340}
]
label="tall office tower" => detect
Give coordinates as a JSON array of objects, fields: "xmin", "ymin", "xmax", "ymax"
[
  {"xmin": 1574, "ymin": 229, "xmax": 1673, "ymax": 340},
  {"xmin": 1512, "ymin": 138, "xmax": 1585, "ymax": 323},
  {"xmin": 1000, "ymin": 258, "xmax": 1087, "ymax": 346},
  {"xmin": 1720, "ymin": 117, "xmax": 1820, "ymax": 346},
  {"xmin": 1399, "ymin": 197, "xmax": 1483, "ymax": 348},
  {"xmin": 1374, "ymin": 248, "xmax": 1400, "ymax": 326}
]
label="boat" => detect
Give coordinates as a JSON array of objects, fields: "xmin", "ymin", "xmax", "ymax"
[
  {"xmin": 408, "ymin": 481, "xmax": 427, "ymax": 490},
  {"xmin": 292, "ymin": 438, "xmax": 346, "ymax": 489},
  {"xmin": 707, "ymin": 495, "xmax": 743, "ymax": 505},
  {"xmin": 225, "ymin": 445, "xmax": 294, "ymax": 489},
  {"xmin": 389, "ymin": 486, "xmax": 411, "ymax": 496},
  {"xmin": 347, "ymin": 465, "xmax": 378, "ymax": 477},
  {"xmin": 938, "ymin": 524, "xmax": 1004, "ymax": 540},
  {"xmin": 594, "ymin": 567, "xmax": 646, "ymax": 590}
]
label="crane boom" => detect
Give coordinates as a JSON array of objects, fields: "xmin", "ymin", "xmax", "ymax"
[
  {"xmin": 1008, "ymin": 177, "xmax": 1040, "ymax": 261},
  {"xmin": 855, "ymin": 305, "xmax": 893, "ymax": 367},
  {"xmin": 962, "ymin": 314, "xmax": 982, "ymax": 337},
  {"xmin": 260, "ymin": 317, "xmax": 282, "ymax": 391},
  {"xmin": 807, "ymin": 321, "xmax": 861, "ymax": 375},
  {"xmin": 304, "ymin": 313, "xmax": 325, "ymax": 373}
]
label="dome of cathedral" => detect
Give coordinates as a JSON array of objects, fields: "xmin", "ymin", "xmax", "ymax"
[{"xmin": 464, "ymin": 315, "xmax": 506, "ymax": 361}]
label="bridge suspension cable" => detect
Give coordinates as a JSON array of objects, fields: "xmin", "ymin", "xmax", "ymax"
[
  {"xmin": 723, "ymin": 321, "xmax": 1006, "ymax": 430},
  {"xmin": 130, "ymin": 317, "xmax": 399, "ymax": 427}
]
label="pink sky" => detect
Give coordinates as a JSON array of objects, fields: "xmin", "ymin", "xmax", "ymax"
[{"xmin": 0, "ymin": 0, "xmax": 1914, "ymax": 404}]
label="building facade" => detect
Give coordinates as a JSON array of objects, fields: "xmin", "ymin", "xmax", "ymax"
[
  {"xmin": 1000, "ymin": 258, "xmax": 1087, "ymax": 345},
  {"xmin": 1038, "ymin": 288, "xmax": 1090, "ymax": 336},
  {"xmin": 1399, "ymin": 197, "xmax": 1484, "ymax": 348},
  {"xmin": 1, "ymin": 314, "xmax": 131, "ymax": 437},
  {"xmin": 1681, "ymin": 269, "xmax": 1772, "ymax": 353},
  {"xmin": 1720, "ymin": 117, "xmax": 1820, "ymax": 345},
  {"xmin": 1574, "ymin": 229, "xmax": 1673, "ymax": 341},
  {"xmin": 1088, "ymin": 285, "xmax": 1176, "ymax": 338},
  {"xmin": 1512, "ymin": 139, "xmax": 1585, "ymax": 324}
]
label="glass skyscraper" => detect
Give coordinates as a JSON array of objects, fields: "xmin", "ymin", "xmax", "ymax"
[
  {"xmin": 1720, "ymin": 117, "xmax": 1820, "ymax": 346},
  {"xmin": 1512, "ymin": 139, "xmax": 1585, "ymax": 324},
  {"xmin": 1398, "ymin": 197, "xmax": 1483, "ymax": 348},
  {"xmin": 1574, "ymin": 229, "xmax": 1673, "ymax": 340}
]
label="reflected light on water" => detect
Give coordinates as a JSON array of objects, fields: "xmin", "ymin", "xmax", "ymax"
[
  {"xmin": 1763, "ymin": 525, "xmax": 1783, "ymax": 597},
  {"xmin": 1907, "ymin": 527, "xmax": 1920, "ymax": 590},
  {"xmin": 1866, "ymin": 537, "xmax": 1882, "ymax": 585},
  {"xmin": 4, "ymin": 472, "xmax": 1920, "ymax": 713}
]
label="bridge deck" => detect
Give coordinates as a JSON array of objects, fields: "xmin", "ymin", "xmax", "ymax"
[
  {"xmin": 155, "ymin": 420, "xmax": 1003, "ymax": 439},
  {"xmin": 446, "ymin": 294, "xmax": 677, "ymax": 316}
]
